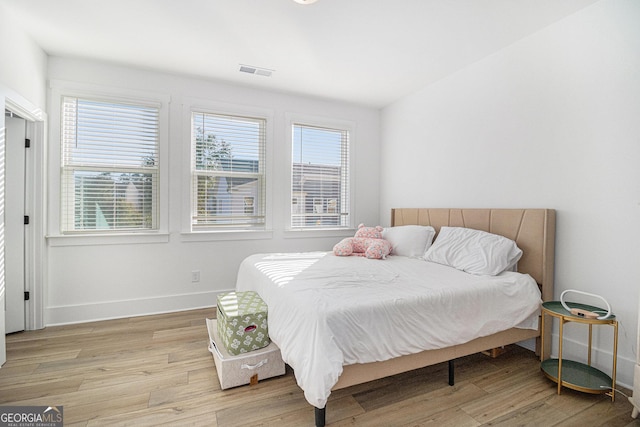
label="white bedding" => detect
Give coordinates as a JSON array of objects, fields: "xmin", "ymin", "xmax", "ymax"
[{"xmin": 235, "ymin": 252, "xmax": 542, "ymax": 409}]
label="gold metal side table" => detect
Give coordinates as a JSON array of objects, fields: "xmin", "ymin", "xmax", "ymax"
[{"xmin": 540, "ymin": 301, "xmax": 618, "ymax": 401}]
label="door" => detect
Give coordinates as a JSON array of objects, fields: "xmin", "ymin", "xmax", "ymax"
[{"xmin": 5, "ymin": 116, "xmax": 26, "ymax": 333}]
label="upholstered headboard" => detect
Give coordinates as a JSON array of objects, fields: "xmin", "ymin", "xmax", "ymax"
[{"xmin": 391, "ymin": 208, "xmax": 556, "ymax": 301}]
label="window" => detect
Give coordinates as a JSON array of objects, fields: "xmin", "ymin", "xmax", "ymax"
[
  {"xmin": 60, "ymin": 96, "xmax": 159, "ymax": 233},
  {"xmin": 291, "ymin": 123, "xmax": 350, "ymax": 228},
  {"xmin": 191, "ymin": 111, "xmax": 266, "ymax": 229}
]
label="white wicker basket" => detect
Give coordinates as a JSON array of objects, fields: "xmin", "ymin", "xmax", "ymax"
[{"xmin": 206, "ymin": 318, "xmax": 285, "ymax": 390}]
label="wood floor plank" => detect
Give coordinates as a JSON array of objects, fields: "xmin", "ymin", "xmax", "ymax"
[
  {"xmin": 333, "ymin": 382, "xmax": 486, "ymax": 427},
  {"xmin": 6, "ymin": 373, "xmax": 176, "ymax": 409},
  {"xmin": 33, "ymin": 353, "xmax": 170, "ymax": 378},
  {"xmin": 351, "ymin": 362, "xmax": 451, "ymax": 411},
  {"xmin": 5, "ymin": 325, "xmax": 96, "ymax": 343},
  {"xmin": 152, "ymin": 325, "xmax": 208, "ymax": 344},
  {"xmin": 3, "ymin": 348, "xmax": 82, "ymax": 368},
  {"xmin": 187, "ymin": 365, "xmax": 220, "ymax": 384},
  {"xmin": 236, "ymin": 395, "xmax": 363, "ymax": 427},
  {"xmin": 1, "ymin": 309, "xmax": 638, "ymax": 426},
  {"xmin": 90, "ymin": 382, "xmax": 302, "ymax": 427},
  {"xmin": 214, "ymin": 389, "xmax": 310, "ymax": 426},
  {"xmin": 64, "ymin": 392, "xmax": 151, "ymax": 425},
  {"xmin": 0, "ymin": 376, "xmax": 84, "ymax": 403},
  {"xmin": 544, "ymin": 391, "xmax": 637, "ymax": 427},
  {"xmin": 460, "ymin": 371, "xmax": 556, "ymax": 423},
  {"xmin": 0, "ymin": 362, "xmax": 39, "ymax": 379},
  {"xmin": 479, "ymin": 397, "xmax": 569, "ymax": 427},
  {"xmin": 78, "ymin": 370, "xmax": 189, "ymax": 391},
  {"xmin": 544, "ymin": 385, "xmax": 607, "ymax": 417},
  {"xmin": 167, "ymin": 340, "xmax": 210, "ymax": 364}
]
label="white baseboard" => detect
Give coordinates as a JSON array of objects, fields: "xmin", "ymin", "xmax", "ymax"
[
  {"xmin": 632, "ymin": 364, "xmax": 640, "ymax": 413},
  {"xmin": 45, "ymin": 290, "xmax": 233, "ymax": 326}
]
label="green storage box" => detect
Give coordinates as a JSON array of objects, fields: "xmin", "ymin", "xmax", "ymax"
[{"xmin": 217, "ymin": 291, "xmax": 270, "ymax": 355}]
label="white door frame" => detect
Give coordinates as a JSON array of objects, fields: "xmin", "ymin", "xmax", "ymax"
[{"xmin": 5, "ymin": 97, "xmax": 47, "ymax": 331}]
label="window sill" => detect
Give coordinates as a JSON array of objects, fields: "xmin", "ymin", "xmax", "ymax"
[
  {"xmin": 284, "ymin": 228, "xmax": 355, "ymax": 239},
  {"xmin": 47, "ymin": 232, "xmax": 170, "ymax": 247},
  {"xmin": 180, "ymin": 229, "xmax": 274, "ymax": 242}
]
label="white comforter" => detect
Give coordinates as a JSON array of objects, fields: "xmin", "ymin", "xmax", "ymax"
[{"xmin": 235, "ymin": 252, "xmax": 541, "ymax": 408}]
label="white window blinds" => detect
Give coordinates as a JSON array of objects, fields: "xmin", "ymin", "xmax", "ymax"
[
  {"xmin": 61, "ymin": 96, "xmax": 160, "ymax": 232},
  {"xmin": 291, "ymin": 124, "xmax": 350, "ymax": 228},
  {"xmin": 191, "ymin": 112, "xmax": 266, "ymax": 229}
]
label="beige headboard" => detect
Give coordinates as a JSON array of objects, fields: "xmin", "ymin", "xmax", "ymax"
[{"xmin": 391, "ymin": 208, "xmax": 556, "ymax": 301}]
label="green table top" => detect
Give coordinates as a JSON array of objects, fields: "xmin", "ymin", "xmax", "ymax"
[{"xmin": 542, "ymin": 300, "xmax": 615, "ymax": 320}]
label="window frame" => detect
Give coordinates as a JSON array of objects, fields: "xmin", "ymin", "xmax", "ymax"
[
  {"xmin": 285, "ymin": 113, "xmax": 355, "ymax": 234},
  {"xmin": 47, "ymin": 81, "xmax": 170, "ymax": 246},
  {"xmin": 181, "ymin": 99, "xmax": 273, "ymax": 241}
]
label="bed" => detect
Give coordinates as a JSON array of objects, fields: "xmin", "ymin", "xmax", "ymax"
[{"xmin": 235, "ymin": 208, "xmax": 555, "ymax": 426}]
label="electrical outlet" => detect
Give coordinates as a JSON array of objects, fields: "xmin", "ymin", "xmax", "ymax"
[{"xmin": 191, "ymin": 270, "xmax": 200, "ymax": 283}]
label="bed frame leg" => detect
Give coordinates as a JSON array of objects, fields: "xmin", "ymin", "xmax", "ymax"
[
  {"xmin": 448, "ymin": 359, "xmax": 455, "ymax": 386},
  {"xmin": 315, "ymin": 407, "xmax": 326, "ymax": 427}
]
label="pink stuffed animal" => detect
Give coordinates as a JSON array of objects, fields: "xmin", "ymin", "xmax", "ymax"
[{"xmin": 333, "ymin": 224, "xmax": 392, "ymax": 259}]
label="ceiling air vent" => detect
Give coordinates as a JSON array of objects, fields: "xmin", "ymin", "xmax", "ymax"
[{"xmin": 239, "ymin": 64, "xmax": 273, "ymax": 77}]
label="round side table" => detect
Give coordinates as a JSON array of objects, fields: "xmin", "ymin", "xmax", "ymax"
[{"xmin": 540, "ymin": 301, "xmax": 618, "ymax": 401}]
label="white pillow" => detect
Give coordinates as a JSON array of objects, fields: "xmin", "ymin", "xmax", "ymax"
[
  {"xmin": 423, "ymin": 227, "xmax": 522, "ymax": 276},
  {"xmin": 382, "ymin": 225, "xmax": 436, "ymax": 258}
]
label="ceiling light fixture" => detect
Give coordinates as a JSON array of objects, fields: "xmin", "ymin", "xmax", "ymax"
[{"xmin": 294, "ymin": 0, "xmax": 318, "ymax": 4}]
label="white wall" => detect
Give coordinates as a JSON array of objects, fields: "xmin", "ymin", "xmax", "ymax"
[
  {"xmin": 0, "ymin": 3, "xmax": 47, "ymax": 109},
  {"xmin": 45, "ymin": 57, "xmax": 381, "ymax": 325},
  {"xmin": 380, "ymin": 0, "xmax": 640, "ymax": 388}
]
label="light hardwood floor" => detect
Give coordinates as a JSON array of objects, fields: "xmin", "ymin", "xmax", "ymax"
[{"xmin": 1, "ymin": 308, "xmax": 638, "ymax": 426}]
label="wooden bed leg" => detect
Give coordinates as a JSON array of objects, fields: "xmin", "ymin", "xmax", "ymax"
[
  {"xmin": 315, "ymin": 407, "xmax": 326, "ymax": 427},
  {"xmin": 448, "ymin": 359, "xmax": 454, "ymax": 386}
]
